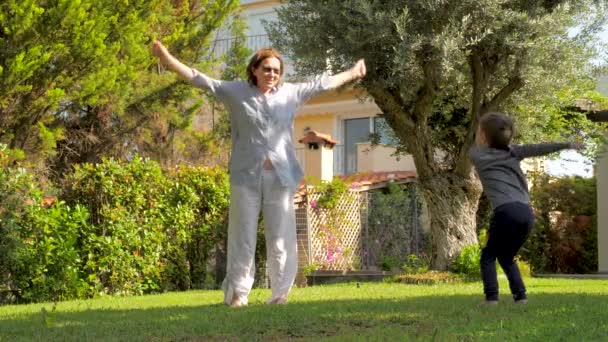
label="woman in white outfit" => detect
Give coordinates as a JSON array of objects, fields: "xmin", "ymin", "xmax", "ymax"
[{"xmin": 152, "ymin": 41, "xmax": 366, "ymax": 307}]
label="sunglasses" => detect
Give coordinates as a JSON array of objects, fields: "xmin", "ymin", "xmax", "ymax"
[{"xmin": 261, "ymin": 66, "xmax": 281, "ymax": 74}]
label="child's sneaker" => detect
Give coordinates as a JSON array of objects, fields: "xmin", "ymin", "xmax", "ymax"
[
  {"xmin": 484, "ymin": 300, "xmax": 499, "ymax": 305},
  {"xmin": 514, "ymin": 293, "xmax": 527, "ymax": 304}
]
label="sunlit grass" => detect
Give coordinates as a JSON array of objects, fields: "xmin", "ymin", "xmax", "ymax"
[{"xmin": 1, "ymin": 277, "xmax": 607, "ymax": 341}]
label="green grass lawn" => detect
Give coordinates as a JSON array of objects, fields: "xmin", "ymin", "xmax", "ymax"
[{"xmin": 1, "ymin": 277, "xmax": 607, "ymax": 341}]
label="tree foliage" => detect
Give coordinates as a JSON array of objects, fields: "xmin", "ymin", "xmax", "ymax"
[
  {"xmin": 0, "ymin": 0, "xmax": 239, "ymax": 177},
  {"xmin": 269, "ymin": 0, "xmax": 606, "ymax": 168},
  {"xmin": 146, "ymin": 12, "xmax": 253, "ymax": 170},
  {"xmin": 268, "ymin": 0, "xmax": 607, "ymax": 268}
]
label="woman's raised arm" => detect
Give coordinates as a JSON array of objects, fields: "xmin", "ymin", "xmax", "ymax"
[
  {"xmin": 327, "ymin": 59, "xmax": 366, "ymax": 88},
  {"xmin": 152, "ymin": 40, "xmax": 195, "ymax": 81}
]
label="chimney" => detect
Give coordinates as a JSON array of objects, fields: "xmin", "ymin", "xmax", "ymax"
[{"xmin": 298, "ymin": 131, "xmax": 337, "ymax": 182}]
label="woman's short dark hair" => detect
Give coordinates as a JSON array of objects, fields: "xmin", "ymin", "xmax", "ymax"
[
  {"xmin": 246, "ymin": 48, "xmax": 284, "ymax": 86},
  {"xmin": 479, "ymin": 112, "xmax": 514, "ymax": 150}
]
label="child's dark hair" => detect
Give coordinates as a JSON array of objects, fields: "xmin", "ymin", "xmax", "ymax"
[{"xmin": 479, "ymin": 112, "xmax": 514, "ymax": 150}]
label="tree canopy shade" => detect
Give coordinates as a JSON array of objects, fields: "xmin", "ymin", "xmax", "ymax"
[
  {"xmin": 0, "ymin": 0, "xmax": 239, "ymax": 175},
  {"xmin": 267, "ymin": 0, "xmax": 607, "ymax": 268}
]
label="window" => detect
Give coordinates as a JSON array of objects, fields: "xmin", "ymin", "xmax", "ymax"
[
  {"xmin": 344, "ymin": 118, "xmax": 371, "ymax": 175},
  {"xmin": 373, "ymin": 117, "xmax": 399, "ymax": 146},
  {"xmin": 340, "ymin": 116, "xmax": 399, "ymax": 175}
]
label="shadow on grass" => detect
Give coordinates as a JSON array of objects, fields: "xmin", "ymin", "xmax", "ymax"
[{"xmin": 1, "ymin": 292, "xmax": 607, "ymax": 341}]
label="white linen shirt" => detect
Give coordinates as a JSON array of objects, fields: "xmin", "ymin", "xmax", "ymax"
[{"xmin": 191, "ymin": 69, "xmax": 332, "ymax": 192}]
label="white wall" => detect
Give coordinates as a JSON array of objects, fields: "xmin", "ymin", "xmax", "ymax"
[
  {"xmin": 598, "ymin": 143, "xmax": 608, "ymax": 272},
  {"xmin": 238, "ymin": 2, "xmax": 299, "ymax": 76},
  {"xmin": 241, "ymin": 4, "xmax": 278, "ymax": 36},
  {"xmin": 596, "ymin": 75, "xmax": 608, "ymax": 273},
  {"xmin": 356, "ymin": 143, "xmax": 416, "ymax": 173}
]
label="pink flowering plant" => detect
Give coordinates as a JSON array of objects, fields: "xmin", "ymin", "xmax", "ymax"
[{"xmin": 308, "ymin": 178, "xmax": 360, "ymax": 270}]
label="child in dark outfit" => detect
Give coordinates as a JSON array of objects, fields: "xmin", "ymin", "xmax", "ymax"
[{"xmin": 469, "ymin": 112, "xmax": 583, "ymax": 304}]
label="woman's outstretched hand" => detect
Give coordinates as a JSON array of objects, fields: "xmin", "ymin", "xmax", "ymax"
[
  {"xmin": 351, "ymin": 59, "xmax": 366, "ymax": 80},
  {"xmin": 149, "ymin": 40, "xmax": 193, "ymax": 80},
  {"xmin": 152, "ymin": 40, "xmax": 168, "ymax": 58}
]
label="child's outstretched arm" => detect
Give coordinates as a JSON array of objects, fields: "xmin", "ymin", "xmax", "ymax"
[{"xmin": 512, "ymin": 142, "xmax": 583, "ymax": 159}]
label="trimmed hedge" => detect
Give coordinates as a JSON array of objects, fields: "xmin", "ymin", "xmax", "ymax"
[{"xmin": 0, "ymin": 155, "xmax": 230, "ymax": 303}]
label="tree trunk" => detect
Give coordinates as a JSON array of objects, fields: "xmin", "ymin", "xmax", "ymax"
[
  {"xmin": 419, "ymin": 171, "xmax": 482, "ymax": 270},
  {"xmin": 475, "ymin": 193, "xmax": 492, "ymax": 234}
]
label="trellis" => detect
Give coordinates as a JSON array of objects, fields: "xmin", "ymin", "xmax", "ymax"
[
  {"xmin": 295, "ymin": 188, "xmax": 368, "ymax": 271},
  {"xmin": 295, "ymin": 182, "xmax": 425, "ymax": 278}
]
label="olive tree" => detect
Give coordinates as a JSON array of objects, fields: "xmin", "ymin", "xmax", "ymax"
[{"xmin": 267, "ymin": 0, "xmax": 607, "ymax": 268}]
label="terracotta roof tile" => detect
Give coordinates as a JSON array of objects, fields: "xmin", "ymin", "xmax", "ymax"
[
  {"xmin": 293, "ymin": 170, "xmax": 417, "ymax": 202},
  {"xmin": 338, "ymin": 170, "xmax": 417, "ymax": 186}
]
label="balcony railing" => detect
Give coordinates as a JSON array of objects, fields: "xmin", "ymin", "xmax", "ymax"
[
  {"xmin": 209, "ymin": 34, "xmax": 271, "ymax": 59},
  {"xmin": 209, "ymin": 34, "xmax": 296, "ymax": 78}
]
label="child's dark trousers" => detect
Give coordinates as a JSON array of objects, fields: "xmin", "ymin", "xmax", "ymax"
[{"xmin": 481, "ymin": 201, "xmax": 534, "ymax": 301}]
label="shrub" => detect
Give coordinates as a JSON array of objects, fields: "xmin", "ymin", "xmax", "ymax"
[
  {"xmin": 524, "ymin": 174, "xmax": 597, "ymax": 274},
  {"xmin": 516, "ymin": 258, "xmax": 532, "ymax": 277},
  {"xmin": 379, "ymin": 255, "xmax": 402, "ymax": 271},
  {"xmin": 168, "ymin": 165, "xmax": 230, "ymax": 289},
  {"xmin": 62, "ymin": 157, "xmax": 174, "ymax": 296},
  {"xmin": 63, "ymin": 157, "xmax": 231, "ymax": 296},
  {"xmin": 0, "ymin": 165, "xmax": 42, "ymax": 302},
  {"xmin": 0, "ymin": 147, "xmax": 91, "ymax": 302},
  {"xmin": 1, "ymin": 153, "xmax": 232, "ymax": 303},
  {"xmin": 401, "ymin": 254, "xmax": 430, "ymax": 274},
  {"xmin": 452, "ymin": 234, "xmax": 531, "ymax": 279},
  {"xmin": 452, "ymin": 244, "xmax": 481, "ymax": 277},
  {"xmin": 367, "ymin": 182, "xmax": 427, "ymax": 272},
  {"xmin": 17, "ymin": 202, "xmax": 90, "ymax": 302}
]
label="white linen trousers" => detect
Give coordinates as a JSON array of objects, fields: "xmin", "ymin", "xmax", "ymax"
[{"xmin": 222, "ymin": 168, "xmax": 297, "ymax": 305}]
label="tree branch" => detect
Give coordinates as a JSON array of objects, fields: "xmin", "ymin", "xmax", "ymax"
[
  {"xmin": 455, "ymin": 52, "xmax": 525, "ymax": 177},
  {"xmin": 86, "ymin": 105, "xmax": 152, "ymax": 160},
  {"xmin": 454, "ymin": 53, "xmax": 487, "ymax": 177},
  {"xmin": 412, "ymin": 44, "xmax": 439, "ymax": 125},
  {"xmin": 485, "ymin": 56, "xmax": 525, "ymax": 112},
  {"xmin": 365, "ymin": 81, "xmax": 437, "ymax": 180},
  {"xmin": 365, "ymin": 82, "xmax": 415, "ymax": 129}
]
